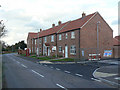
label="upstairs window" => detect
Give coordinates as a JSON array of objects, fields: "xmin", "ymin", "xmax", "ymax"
[
  {"xmin": 51, "ymin": 35, "xmax": 54, "ymax": 42},
  {"xmin": 39, "ymin": 38, "xmax": 42, "ymax": 44},
  {"xmin": 66, "ymin": 33, "xmax": 68, "ymax": 39},
  {"xmin": 35, "ymin": 39, "xmax": 36, "ymax": 45},
  {"xmin": 71, "ymin": 32, "xmax": 75, "ymax": 39},
  {"xmin": 59, "ymin": 34, "xmax": 62, "ymax": 40},
  {"xmin": 70, "ymin": 45, "xmax": 76, "ymax": 55},
  {"xmin": 44, "ymin": 37, "xmax": 47, "ymax": 43}
]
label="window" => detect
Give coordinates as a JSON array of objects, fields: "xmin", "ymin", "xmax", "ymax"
[
  {"xmin": 71, "ymin": 32, "xmax": 75, "ymax": 39},
  {"xmin": 70, "ymin": 45, "xmax": 76, "ymax": 55},
  {"xmin": 35, "ymin": 39, "xmax": 36, "ymax": 44},
  {"xmin": 44, "ymin": 37, "xmax": 47, "ymax": 43},
  {"xmin": 51, "ymin": 35, "xmax": 54, "ymax": 42},
  {"xmin": 39, "ymin": 38, "xmax": 42, "ymax": 44},
  {"xmin": 40, "ymin": 47, "xmax": 41, "ymax": 53},
  {"xmin": 32, "ymin": 39, "xmax": 33, "ymax": 44},
  {"xmin": 59, "ymin": 46, "xmax": 62, "ymax": 52},
  {"xmin": 66, "ymin": 33, "xmax": 68, "ymax": 39},
  {"xmin": 59, "ymin": 34, "xmax": 62, "ymax": 40}
]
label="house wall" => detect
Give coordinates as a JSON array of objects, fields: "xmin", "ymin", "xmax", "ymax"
[
  {"xmin": 42, "ymin": 34, "xmax": 57, "ymax": 56},
  {"xmin": 80, "ymin": 13, "xmax": 113, "ymax": 58},
  {"xmin": 57, "ymin": 30, "xmax": 79, "ymax": 58}
]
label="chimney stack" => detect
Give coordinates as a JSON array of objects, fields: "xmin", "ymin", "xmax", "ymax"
[
  {"xmin": 82, "ymin": 12, "xmax": 86, "ymax": 18},
  {"xmin": 40, "ymin": 29, "xmax": 42, "ymax": 32},
  {"xmin": 58, "ymin": 21, "xmax": 62, "ymax": 25},
  {"xmin": 52, "ymin": 24, "xmax": 55, "ymax": 28}
]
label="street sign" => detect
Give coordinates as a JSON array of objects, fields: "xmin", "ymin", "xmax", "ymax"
[{"xmin": 103, "ymin": 50, "xmax": 112, "ymax": 57}]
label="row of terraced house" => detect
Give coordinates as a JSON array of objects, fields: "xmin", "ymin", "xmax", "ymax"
[{"xmin": 27, "ymin": 12, "xmax": 118, "ymax": 59}]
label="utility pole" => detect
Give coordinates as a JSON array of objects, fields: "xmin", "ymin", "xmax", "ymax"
[
  {"xmin": 37, "ymin": 31, "xmax": 39, "ymax": 57},
  {"xmin": 97, "ymin": 21, "xmax": 100, "ymax": 60}
]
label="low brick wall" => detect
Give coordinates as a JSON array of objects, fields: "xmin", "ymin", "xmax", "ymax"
[
  {"xmin": 113, "ymin": 46, "xmax": 120, "ymax": 58},
  {"xmin": 18, "ymin": 49, "xmax": 26, "ymax": 55}
]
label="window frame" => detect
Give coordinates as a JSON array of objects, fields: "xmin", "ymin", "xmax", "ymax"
[
  {"xmin": 70, "ymin": 45, "xmax": 76, "ymax": 55},
  {"xmin": 51, "ymin": 35, "xmax": 54, "ymax": 42},
  {"xmin": 44, "ymin": 37, "xmax": 47, "ymax": 43},
  {"xmin": 59, "ymin": 46, "xmax": 62, "ymax": 52},
  {"xmin": 71, "ymin": 31, "xmax": 75, "ymax": 39},
  {"xmin": 66, "ymin": 33, "xmax": 68, "ymax": 39},
  {"xmin": 59, "ymin": 34, "xmax": 62, "ymax": 40}
]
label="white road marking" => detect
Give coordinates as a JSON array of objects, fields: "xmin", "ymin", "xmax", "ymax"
[
  {"xmin": 50, "ymin": 67, "xmax": 53, "ymax": 68},
  {"xmin": 44, "ymin": 65, "xmax": 47, "ymax": 66},
  {"xmin": 91, "ymin": 78, "xmax": 101, "ymax": 82},
  {"xmin": 114, "ymin": 77, "xmax": 120, "ymax": 80},
  {"xmin": 31, "ymin": 70, "xmax": 44, "ymax": 77},
  {"xmin": 56, "ymin": 84, "xmax": 67, "ymax": 90},
  {"xmin": 56, "ymin": 68, "xmax": 60, "ymax": 70},
  {"xmin": 75, "ymin": 73, "xmax": 83, "ymax": 77},
  {"xmin": 16, "ymin": 61, "xmax": 20, "ymax": 64},
  {"xmin": 21, "ymin": 64, "xmax": 27, "ymax": 68},
  {"xmin": 64, "ymin": 71, "xmax": 70, "ymax": 73}
]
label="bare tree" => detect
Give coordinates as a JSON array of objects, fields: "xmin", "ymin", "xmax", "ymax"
[{"xmin": 0, "ymin": 20, "xmax": 7, "ymax": 38}]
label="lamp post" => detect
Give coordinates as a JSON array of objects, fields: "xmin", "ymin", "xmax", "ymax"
[{"xmin": 97, "ymin": 21, "xmax": 100, "ymax": 60}]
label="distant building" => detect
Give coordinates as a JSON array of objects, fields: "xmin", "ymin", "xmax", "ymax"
[
  {"xmin": 113, "ymin": 36, "xmax": 120, "ymax": 58},
  {"xmin": 27, "ymin": 12, "xmax": 113, "ymax": 59}
]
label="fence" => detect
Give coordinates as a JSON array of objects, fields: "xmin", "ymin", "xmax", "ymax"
[{"xmin": 74, "ymin": 47, "xmax": 114, "ymax": 62}]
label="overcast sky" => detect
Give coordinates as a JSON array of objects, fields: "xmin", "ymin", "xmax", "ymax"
[{"xmin": 0, "ymin": 0, "xmax": 119, "ymax": 45}]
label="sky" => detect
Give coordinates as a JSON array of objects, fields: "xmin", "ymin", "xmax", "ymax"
[{"xmin": 0, "ymin": 0, "xmax": 119, "ymax": 45}]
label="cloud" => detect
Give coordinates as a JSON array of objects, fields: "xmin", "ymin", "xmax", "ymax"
[
  {"xmin": 111, "ymin": 20, "xmax": 118, "ymax": 25},
  {"xmin": 0, "ymin": 0, "xmax": 119, "ymax": 45}
]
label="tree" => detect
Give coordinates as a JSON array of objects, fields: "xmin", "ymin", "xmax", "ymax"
[{"xmin": 0, "ymin": 20, "xmax": 7, "ymax": 38}]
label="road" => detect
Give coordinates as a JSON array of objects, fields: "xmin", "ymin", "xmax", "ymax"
[{"xmin": 2, "ymin": 53, "xmax": 116, "ymax": 89}]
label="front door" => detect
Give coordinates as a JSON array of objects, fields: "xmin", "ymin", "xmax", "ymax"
[
  {"xmin": 48, "ymin": 47, "xmax": 50, "ymax": 56},
  {"xmin": 65, "ymin": 45, "xmax": 68, "ymax": 58}
]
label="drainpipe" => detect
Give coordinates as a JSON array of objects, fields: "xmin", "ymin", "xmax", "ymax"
[
  {"xmin": 78, "ymin": 28, "xmax": 81, "ymax": 60},
  {"xmin": 55, "ymin": 33, "xmax": 57, "ymax": 57}
]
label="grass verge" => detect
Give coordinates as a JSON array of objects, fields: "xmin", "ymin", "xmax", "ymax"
[{"xmin": 50, "ymin": 58, "xmax": 74, "ymax": 62}]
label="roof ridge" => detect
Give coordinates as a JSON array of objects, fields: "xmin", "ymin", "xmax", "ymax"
[
  {"xmin": 57, "ymin": 21, "xmax": 71, "ymax": 33},
  {"xmin": 80, "ymin": 12, "xmax": 97, "ymax": 29}
]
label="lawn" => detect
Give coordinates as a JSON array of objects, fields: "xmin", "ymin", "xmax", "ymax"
[
  {"xmin": 50, "ymin": 58, "xmax": 74, "ymax": 62},
  {"xmin": 29, "ymin": 55, "xmax": 51, "ymax": 60}
]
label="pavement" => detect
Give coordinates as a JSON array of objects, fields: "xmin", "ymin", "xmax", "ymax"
[
  {"xmin": 93, "ymin": 65, "xmax": 120, "ymax": 88},
  {"xmin": 2, "ymin": 53, "xmax": 116, "ymax": 89}
]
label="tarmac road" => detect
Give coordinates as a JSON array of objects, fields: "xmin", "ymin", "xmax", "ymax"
[{"xmin": 2, "ymin": 53, "xmax": 116, "ymax": 89}]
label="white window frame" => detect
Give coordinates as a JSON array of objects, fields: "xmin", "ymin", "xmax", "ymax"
[
  {"xmin": 44, "ymin": 37, "xmax": 47, "ymax": 43},
  {"xmin": 35, "ymin": 39, "xmax": 36, "ymax": 45},
  {"xmin": 71, "ymin": 32, "xmax": 75, "ymax": 39},
  {"xmin": 40, "ymin": 47, "xmax": 41, "ymax": 53},
  {"xmin": 59, "ymin": 34, "xmax": 62, "ymax": 40},
  {"xmin": 59, "ymin": 46, "xmax": 62, "ymax": 52},
  {"xmin": 70, "ymin": 45, "xmax": 76, "ymax": 55},
  {"xmin": 51, "ymin": 35, "xmax": 54, "ymax": 42},
  {"xmin": 66, "ymin": 33, "xmax": 68, "ymax": 39},
  {"xmin": 39, "ymin": 38, "xmax": 42, "ymax": 44}
]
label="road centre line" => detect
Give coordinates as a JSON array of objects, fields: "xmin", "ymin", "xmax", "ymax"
[
  {"xmin": 91, "ymin": 78, "xmax": 101, "ymax": 82},
  {"xmin": 16, "ymin": 61, "xmax": 20, "ymax": 64},
  {"xmin": 31, "ymin": 70, "xmax": 44, "ymax": 77},
  {"xmin": 50, "ymin": 67, "xmax": 53, "ymax": 68},
  {"xmin": 56, "ymin": 84, "xmax": 67, "ymax": 90},
  {"xmin": 56, "ymin": 68, "xmax": 60, "ymax": 70},
  {"xmin": 21, "ymin": 64, "xmax": 27, "ymax": 68},
  {"xmin": 75, "ymin": 73, "xmax": 83, "ymax": 77},
  {"xmin": 64, "ymin": 71, "xmax": 70, "ymax": 73}
]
